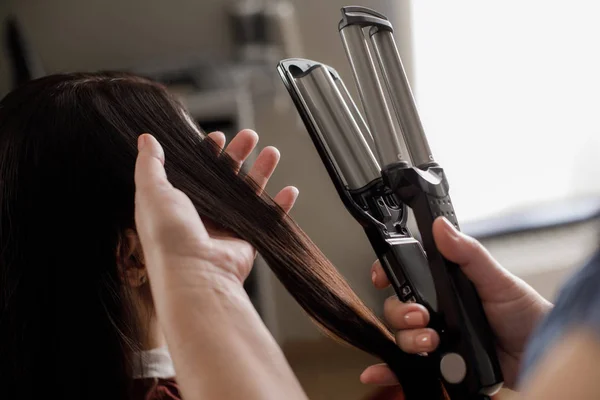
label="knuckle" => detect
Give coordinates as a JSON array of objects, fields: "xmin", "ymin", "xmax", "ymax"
[
  {"xmin": 221, "ymin": 247, "xmax": 237, "ymax": 267},
  {"xmin": 237, "ymin": 242, "xmax": 255, "ymax": 270},
  {"xmin": 383, "ymin": 296, "xmax": 403, "ymax": 318},
  {"xmin": 383, "ymin": 295, "xmax": 397, "ymax": 311},
  {"xmin": 219, "ymin": 243, "xmax": 254, "ymax": 280},
  {"xmin": 464, "ymin": 235, "xmax": 485, "ymax": 254}
]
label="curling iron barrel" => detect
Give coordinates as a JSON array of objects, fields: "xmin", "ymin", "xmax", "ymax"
[
  {"xmin": 370, "ymin": 28, "xmax": 434, "ymax": 167},
  {"xmin": 289, "ymin": 61, "xmax": 380, "ymax": 190},
  {"xmin": 277, "ymin": 6, "xmax": 504, "ymax": 400},
  {"xmin": 338, "ymin": 8, "xmax": 406, "ymax": 167}
]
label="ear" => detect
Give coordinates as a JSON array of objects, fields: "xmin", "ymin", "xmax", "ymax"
[{"xmin": 116, "ymin": 229, "xmax": 147, "ymax": 288}]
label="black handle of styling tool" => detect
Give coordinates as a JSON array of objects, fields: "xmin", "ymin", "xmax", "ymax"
[{"xmin": 382, "ymin": 164, "xmax": 502, "ymax": 400}]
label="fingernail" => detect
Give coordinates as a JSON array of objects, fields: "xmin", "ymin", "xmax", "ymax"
[
  {"xmin": 268, "ymin": 146, "xmax": 281, "ymax": 158},
  {"xmin": 359, "ymin": 370, "xmax": 369, "ymax": 384},
  {"xmin": 371, "ymin": 270, "xmax": 377, "ymax": 284},
  {"xmin": 211, "ymin": 131, "xmax": 226, "ymax": 141},
  {"xmin": 142, "ymin": 135, "xmax": 165, "ymax": 165},
  {"xmin": 138, "ymin": 135, "xmax": 146, "ymax": 151},
  {"xmin": 440, "ymin": 217, "xmax": 460, "ymax": 240},
  {"xmin": 415, "ymin": 333, "xmax": 432, "ymax": 350},
  {"xmin": 404, "ymin": 311, "xmax": 425, "ymax": 327}
]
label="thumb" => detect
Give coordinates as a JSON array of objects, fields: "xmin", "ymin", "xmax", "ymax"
[
  {"xmin": 432, "ymin": 217, "xmax": 516, "ymax": 301},
  {"xmin": 134, "ymin": 133, "xmax": 169, "ymax": 195},
  {"xmin": 134, "ymin": 133, "xmax": 209, "ymax": 248}
]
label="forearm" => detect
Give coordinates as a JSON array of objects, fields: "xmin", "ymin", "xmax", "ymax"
[{"xmin": 150, "ymin": 259, "xmax": 308, "ymax": 400}]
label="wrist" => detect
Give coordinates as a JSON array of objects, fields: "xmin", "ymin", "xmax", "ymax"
[
  {"xmin": 148, "ymin": 254, "xmax": 245, "ymax": 294},
  {"xmin": 149, "ymin": 261, "xmax": 304, "ymax": 400},
  {"xmin": 153, "ymin": 265, "xmax": 255, "ymax": 357},
  {"xmin": 148, "ymin": 256, "xmax": 250, "ymax": 332}
]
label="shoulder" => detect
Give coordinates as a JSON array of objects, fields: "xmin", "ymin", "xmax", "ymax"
[{"xmin": 518, "ymin": 247, "xmax": 600, "ymax": 384}]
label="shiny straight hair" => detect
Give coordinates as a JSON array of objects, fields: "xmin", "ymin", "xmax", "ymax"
[{"xmin": 0, "ymin": 73, "xmax": 444, "ymax": 400}]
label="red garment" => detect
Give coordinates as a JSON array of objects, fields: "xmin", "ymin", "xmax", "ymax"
[
  {"xmin": 131, "ymin": 377, "xmax": 410, "ymax": 400},
  {"xmin": 132, "ymin": 377, "xmax": 182, "ymax": 400},
  {"xmin": 364, "ymin": 386, "xmax": 406, "ymax": 400}
]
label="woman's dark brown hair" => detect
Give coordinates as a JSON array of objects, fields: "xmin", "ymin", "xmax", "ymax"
[{"xmin": 0, "ymin": 72, "xmax": 443, "ymax": 399}]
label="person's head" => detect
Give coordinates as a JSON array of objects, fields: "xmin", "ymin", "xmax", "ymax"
[{"xmin": 0, "ymin": 72, "xmax": 444, "ymax": 400}]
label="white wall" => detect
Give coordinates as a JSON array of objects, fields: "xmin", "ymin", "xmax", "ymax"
[
  {"xmin": 4, "ymin": 0, "xmax": 234, "ymax": 72},
  {"xmin": 410, "ymin": 1, "xmax": 600, "ymax": 222},
  {"xmin": 0, "ymin": 0, "xmax": 415, "ymax": 344}
]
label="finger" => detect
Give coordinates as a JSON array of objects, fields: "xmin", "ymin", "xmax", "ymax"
[
  {"xmin": 433, "ymin": 217, "xmax": 512, "ymax": 297},
  {"xmin": 134, "ymin": 134, "xmax": 209, "ymax": 243},
  {"xmin": 273, "ymin": 186, "xmax": 299, "ymax": 214},
  {"xmin": 370, "ymin": 260, "xmax": 391, "ymax": 289},
  {"xmin": 207, "ymin": 131, "xmax": 226, "ymax": 150},
  {"xmin": 395, "ymin": 328, "xmax": 440, "ymax": 354},
  {"xmin": 360, "ymin": 364, "xmax": 399, "ymax": 386},
  {"xmin": 247, "ymin": 146, "xmax": 280, "ymax": 194},
  {"xmin": 223, "ymin": 129, "xmax": 259, "ymax": 172},
  {"xmin": 134, "ymin": 133, "xmax": 169, "ymax": 193},
  {"xmin": 383, "ymin": 296, "xmax": 430, "ymax": 330}
]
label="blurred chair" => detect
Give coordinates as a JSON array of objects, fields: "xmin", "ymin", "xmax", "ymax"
[{"xmin": 3, "ymin": 15, "xmax": 44, "ymax": 88}]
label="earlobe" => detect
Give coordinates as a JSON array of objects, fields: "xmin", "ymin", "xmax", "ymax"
[
  {"xmin": 125, "ymin": 266, "xmax": 148, "ymax": 288},
  {"xmin": 125, "ymin": 229, "xmax": 146, "ymax": 265},
  {"xmin": 117, "ymin": 229, "xmax": 148, "ymax": 288}
]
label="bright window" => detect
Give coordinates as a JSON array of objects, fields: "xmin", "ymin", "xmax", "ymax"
[{"xmin": 410, "ymin": 1, "xmax": 600, "ymax": 222}]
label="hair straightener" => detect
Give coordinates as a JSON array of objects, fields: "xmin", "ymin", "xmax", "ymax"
[{"xmin": 277, "ymin": 6, "xmax": 504, "ymax": 400}]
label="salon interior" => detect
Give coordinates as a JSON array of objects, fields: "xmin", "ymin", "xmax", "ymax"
[{"xmin": 1, "ymin": 1, "xmax": 599, "ymax": 399}]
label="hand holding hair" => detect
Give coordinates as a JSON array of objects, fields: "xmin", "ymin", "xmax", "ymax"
[
  {"xmin": 134, "ymin": 132, "xmax": 308, "ymax": 400},
  {"xmin": 135, "ymin": 129, "xmax": 299, "ymax": 283}
]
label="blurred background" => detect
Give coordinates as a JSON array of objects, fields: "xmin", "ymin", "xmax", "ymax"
[{"xmin": 1, "ymin": 1, "xmax": 599, "ymax": 399}]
